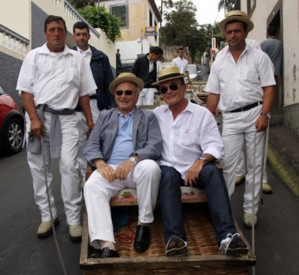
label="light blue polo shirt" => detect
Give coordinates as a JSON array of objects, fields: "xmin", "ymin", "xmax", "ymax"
[{"xmin": 107, "ymin": 110, "xmax": 135, "ymax": 165}]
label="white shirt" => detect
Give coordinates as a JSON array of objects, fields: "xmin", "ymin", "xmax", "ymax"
[
  {"xmin": 205, "ymin": 44, "xmax": 275, "ymax": 112},
  {"xmin": 17, "ymin": 43, "xmax": 96, "ymax": 110},
  {"xmin": 77, "ymin": 46, "xmax": 92, "ymax": 64},
  {"xmin": 172, "ymin": 56, "xmax": 188, "ymax": 74},
  {"xmin": 77, "ymin": 46, "xmax": 96, "ymax": 96},
  {"xmin": 154, "ymin": 100, "xmax": 224, "ymax": 179}
]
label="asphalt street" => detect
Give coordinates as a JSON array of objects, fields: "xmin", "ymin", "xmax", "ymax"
[{"xmin": 0, "ymin": 149, "xmax": 299, "ymax": 274}]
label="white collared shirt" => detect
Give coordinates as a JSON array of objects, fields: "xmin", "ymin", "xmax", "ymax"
[
  {"xmin": 77, "ymin": 46, "xmax": 92, "ymax": 64},
  {"xmin": 172, "ymin": 56, "xmax": 188, "ymax": 74},
  {"xmin": 205, "ymin": 45, "xmax": 275, "ymax": 112},
  {"xmin": 154, "ymin": 100, "xmax": 224, "ymax": 179},
  {"xmin": 148, "ymin": 55, "xmax": 154, "ymax": 73},
  {"xmin": 17, "ymin": 43, "xmax": 97, "ymax": 110}
]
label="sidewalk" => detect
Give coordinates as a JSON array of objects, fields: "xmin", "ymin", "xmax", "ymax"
[{"xmin": 267, "ymin": 124, "xmax": 299, "ymax": 197}]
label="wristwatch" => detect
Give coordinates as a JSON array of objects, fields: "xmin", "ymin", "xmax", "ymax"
[
  {"xmin": 260, "ymin": 112, "xmax": 271, "ymax": 119},
  {"xmin": 198, "ymin": 156, "xmax": 207, "ymax": 165},
  {"xmin": 129, "ymin": 157, "xmax": 137, "ymax": 165}
]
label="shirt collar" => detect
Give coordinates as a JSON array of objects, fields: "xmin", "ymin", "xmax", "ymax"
[
  {"xmin": 163, "ymin": 98, "xmax": 193, "ymax": 114},
  {"xmin": 39, "ymin": 43, "xmax": 73, "ymax": 56},
  {"xmin": 118, "ymin": 108, "xmax": 135, "ymax": 118},
  {"xmin": 77, "ymin": 46, "xmax": 92, "ymax": 55}
]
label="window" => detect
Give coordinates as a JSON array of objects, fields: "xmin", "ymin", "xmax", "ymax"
[
  {"xmin": 110, "ymin": 4, "xmax": 128, "ymax": 28},
  {"xmin": 149, "ymin": 10, "xmax": 153, "ymax": 26}
]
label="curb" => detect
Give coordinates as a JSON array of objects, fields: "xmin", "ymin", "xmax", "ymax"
[{"xmin": 267, "ymin": 144, "xmax": 299, "ymax": 197}]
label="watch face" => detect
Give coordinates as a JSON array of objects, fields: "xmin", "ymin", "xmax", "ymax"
[{"xmin": 130, "ymin": 157, "xmax": 137, "ymax": 164}]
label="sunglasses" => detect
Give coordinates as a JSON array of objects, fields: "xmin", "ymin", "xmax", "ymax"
[
  {"xmin": 160, "ymin": 83, "xmax": 179, "ymax": 94},
  {"xmin": 115, "ymin": 90, "xmax": 135, "ymax": 96}
]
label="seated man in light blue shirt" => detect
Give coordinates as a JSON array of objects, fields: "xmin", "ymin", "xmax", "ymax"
[{"xmin": 82, "ymin": 73, "xmax": 162, "ymax": 258}]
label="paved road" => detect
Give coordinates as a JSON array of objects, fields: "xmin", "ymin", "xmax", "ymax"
[{"xmin": 0, "ymin": 149, "xmax": 299, "ymax": 274}]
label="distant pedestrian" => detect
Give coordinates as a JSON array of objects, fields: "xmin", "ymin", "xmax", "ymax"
[
  {"xmin": 116, "ymin": 48, "xmax": 123, "ymax": 76},
  {"xmin": 260, "ymin": 26, "xmax": 282, "ymax": 77},
  {"xmin": 172, "ymin": 48, "xmax": 191, "ymax": 84},
  {"xmin": 17, "ymin": 15, "xmax": 96, "ymax": 241},
  {"xmin": 132, "ymin": 46, "xmax": 163, "ymax": 106}
]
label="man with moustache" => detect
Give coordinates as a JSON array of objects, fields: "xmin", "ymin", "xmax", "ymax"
[{"xmin": 206, "ymin": 11, "xmax": 275, "ymax": 228}]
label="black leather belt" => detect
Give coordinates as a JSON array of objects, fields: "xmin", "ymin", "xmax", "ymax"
[
  {"xmin": 90, "ymin": 95, "xmax": 97, "ymax": 99},
  {"xmin": 228, "ymin": 101, "xmax": 263, "ymax": 113}
]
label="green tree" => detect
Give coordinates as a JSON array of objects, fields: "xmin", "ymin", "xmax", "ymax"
[
  {"xmin": 160, "ymin": 0, "xmax": 198, "ymax": 46},
  {"xmin": 217, "ymin": 0, "xmax": 237, "ymax": 12},
  {"xmin": 69, "ymin": 0, "xmax": 95, "ymax": 9},
  {"xmin": 78, "ymin": 6, "xmax": 121, "ymax": 42},
  {"xmin": 160, "ymin": 0, "xmax": 222, "ymax": 62}
]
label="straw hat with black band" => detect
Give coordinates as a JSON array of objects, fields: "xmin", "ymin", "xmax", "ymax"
[
  {"xmin": 109, "ymin": 72, "xmax": 144, "ymax": 94},
  {"xmin": 219, "ymin": 10, "xmax": 254, "ymax": 33},
  {"xmin": 153, "ymin": 66, "xmax": 186, "ymax": 85}
]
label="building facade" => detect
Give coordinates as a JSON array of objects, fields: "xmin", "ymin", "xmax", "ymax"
[
  {"xmin": 0, "ymin": 0, "xmax": 115, "ymax": 109},
  {"xmin": 101, "ymin": 0, "xmax": 161, "ymax": 66}
]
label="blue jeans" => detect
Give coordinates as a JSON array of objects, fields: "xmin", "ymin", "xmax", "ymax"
[{"xmin": 159, "ymin": 165, "xmax": 236, "ymax": 245}]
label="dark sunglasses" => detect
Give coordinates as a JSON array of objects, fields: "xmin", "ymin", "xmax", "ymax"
[
  {"xmin": 160, "ymin": 83, "xmax": 179, "ymax": 94},
  {"xmin": 115, "ymin": 90, "xmax": 135, "ymax": 96}
]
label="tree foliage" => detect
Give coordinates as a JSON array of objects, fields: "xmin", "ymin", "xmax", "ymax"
[
  {"xmin": 69, "ymin": 0, "xmax": 95, "ymax": 9},
  {"xmin": 160, "ymin": 0, "xmax": 222, "ymax": 61},
  {"xmin": 78, "ymin": 6, "xmax": 121, "ymax": 42},
  {"xmin": 217, "ymin": 0, "xmax": 238, "ymax": 12},
  {"xmin": 160, "ymin": 0, "xmax": 198, "ymax": 46}
]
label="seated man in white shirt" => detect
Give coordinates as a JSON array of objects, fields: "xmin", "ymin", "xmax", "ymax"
[{"xmin": 153, "ymin": 67, "xmax": 248, "ymax": 257}]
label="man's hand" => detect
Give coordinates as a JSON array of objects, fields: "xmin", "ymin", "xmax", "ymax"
[
  {"xmin": 184, "ymin": 159, "xmax": 204, "ymax": 187},
  {"xmin": 94, "ymin": 159, "xmax": 116, "ymax": 182},
  {"xmin": 30, "ymin": 118, "xmax": 45, "ymax": 139},
  {"xmin": 255, "ymin": 115, "xmax": 268, "ymax": 132},
  {"xmin": 86, "ymin": 119, "xmax": 95, "ymax": 132},
  {"xmin": 115, "ymin": 159, "xmax": 135, "ymax": 181}
]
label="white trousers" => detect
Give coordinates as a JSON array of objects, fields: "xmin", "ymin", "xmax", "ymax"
[
  {"xmin": 137, "ymin": 88, "xmax": 156, "ymax": 106},
  {"xmin": 84, "ymin": 160, "xmax": 161, "ymax": 249},
  {"xmin": 76, "ymin": 99, "xmax": 100, "ymax": 181},
  {"xmin": 236, "ymin": 142, "xmax": 268, "ymax": 182},
  {"xmin": 26, "ymin": 112, "xmax": 82, "ymax": 224},
  {"xmin": 222, "ymin": 105, "xmax": 265, "ymax": 214}
]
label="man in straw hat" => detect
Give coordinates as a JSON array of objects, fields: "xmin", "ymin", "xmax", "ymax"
[
  {"xmin": 153, "ymin": 66, "xmax": 248, "ymax": 256},
  {"xmin": 82, "ymin": 72, "xmax": 162, "ymax": 258},
  {"xmin": 206, "ymin": 10, "xmax": 275, "ymax": 229}
]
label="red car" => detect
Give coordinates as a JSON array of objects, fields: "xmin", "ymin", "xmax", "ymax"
[{"xmin": 0, "ymin": 86, "xmax": 24, "ymax": 154}]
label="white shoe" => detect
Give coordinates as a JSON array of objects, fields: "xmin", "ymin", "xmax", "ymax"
[
  {"xmin": 219, "ymin": 233, "xmax": 248, "ymax": 255},
  {"xmin": 69, "ymin": 224, "xmax": 83, "ymax": 241},
  {"xmin": 37, "ymin": 218, "xmax": 59, "ymax": 238},
  {"xmin": 243, "ymin": 212, "xmax": 257, "ymax": 229},
  {"xmin": 235, "ymin": 176, "xmax": 245, "ymax": 186},
  {"xmin": 262, "ymin": 182, "xmax": 272, "ymax": 194}
]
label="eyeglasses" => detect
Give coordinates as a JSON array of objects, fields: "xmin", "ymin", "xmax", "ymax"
[
  {"xmin": 115, "ymin": 90, "xmax": 135, "ymax": 96},
  {"xmin": 160, "ymin": 83, "xmax": 179, "ymax": 94}
]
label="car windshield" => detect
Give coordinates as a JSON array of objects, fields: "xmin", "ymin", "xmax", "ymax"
[{"xmin": 187, "ymin": 65, "xmax": 197, "ymax": 74}]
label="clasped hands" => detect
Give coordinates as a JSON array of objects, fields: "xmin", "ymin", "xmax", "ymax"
[{"xmin": 97, "ymin": 159, "xmax": 135, "ymax": 182}]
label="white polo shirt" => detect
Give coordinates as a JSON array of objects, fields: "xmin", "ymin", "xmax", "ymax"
[
  {"xmin": 17, "ymin": 43, "xmax": 97, "ymax": 111},
  {"xmin": 154, "ymin": 100, "xmax": 224, "ymax": 179},
  {"xmin": 205, "ymin": 45, "xmax": 275, "ymax": 112},
  {"xmin": 172, "ymin": 56, "xmax": 188, "ymax": 74}
]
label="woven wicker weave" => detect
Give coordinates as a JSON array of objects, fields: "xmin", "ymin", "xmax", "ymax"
[{"xmin": 81, "ymin": 204, "xmax": 255, "ymax": 274}]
